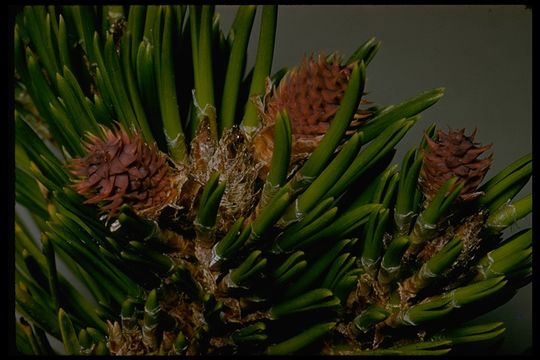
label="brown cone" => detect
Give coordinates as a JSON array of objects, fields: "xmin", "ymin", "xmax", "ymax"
[
  {"xmin": 69, "ymin": 124, "xmax": 180, "ymax": 220},
  {"xmin": 420, "ymin": 128, "xmax": 493, "ymax": 202},
  {"xmin": 253, "ymin": 54, "xmax": 370, "ymax": 178}
]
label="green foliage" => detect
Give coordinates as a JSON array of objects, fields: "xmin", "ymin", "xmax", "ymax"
[{"xmin": 13, "ymin": 5, "xmax": 531, "ymax": 356}]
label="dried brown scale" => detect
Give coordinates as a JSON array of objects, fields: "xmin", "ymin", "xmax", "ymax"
[
  {"xmin": 190, "ymin": 119, "xmax": 262, "ymax": 232},
  {"xmin": 159, "ymin": 331, "xmax": 177, "ymax": 354},
  {"xmin": 417, "ymin": 226, "xmax": 455, "ymax": 263},
  {"xmin": 322, "ymin": 322, "xmax": 362, "ymax": 354},
  {"xmin": 220, "ymin": 297, "xmax": 243, "ymax": 324},
  {"xmin": 173, "ymin": 178, "xmax": 202, "ymax": 228},
  {"xmin": 209, "ymin": 336, "xmax": 234, "ymax": 350},
  {"xmin": 209, "ymin": 128, "xmax": 262, "ymax": 231},
  {"xmin": 107, "ymin": 320, "xmax": 146, "ymax": 355},
  {"xmin": 243, "ymin": 309, "xmax": 273, "ymax": 323},
  {"xmin": 106, "ymin": 320, "xmax": 185, "ymax": 355},
  {"xmin": 337, "ymin": 322, "xmax": 361, "ymax": 345},
  {"xmin": 399, "ymin": 272, "xmax": 429, "ymax": 303},
  {"xmin": 191, "ymin": 245, "xmax": 220, "ymax": 294},
  {"xmin": 420, "ymin": 128, "xmax": 493, "ymax": 202},
  {"xmin": 107, "ymin": 320, "xmax": 123, "ymax": 354},
  {"xmin": 160, "ymin": 230, "xmax": 194, "ymax": 255},
  {"xmin": 438, "ymin": 212, "xmax": 487, "ymax": 291},
  {"xmin": 372, "ymin": 323, "xmax": 387, "ymax": 349},
  {"xmin": 355, "ymin": 272, "xmax": 389, "ymax": 310},
  {"xmin": 452, "ymin": 212, "xmax": 485, "ymax": 267},
  {"xmin": 190, "ymin": 120, "xmax": 218, "ymax": 185},
  {"xmin": 160, "ymin": 292, "xmax": 207, "ymax": 351}
]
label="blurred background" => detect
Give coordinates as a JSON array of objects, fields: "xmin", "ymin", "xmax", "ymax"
[
  {"xmin": 16, "ymin": 5, "xmax": 532, "ymax": 355},
  {"xmin": 215, "ymin": 4, "xmax": 532, "ymax": 354}
]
